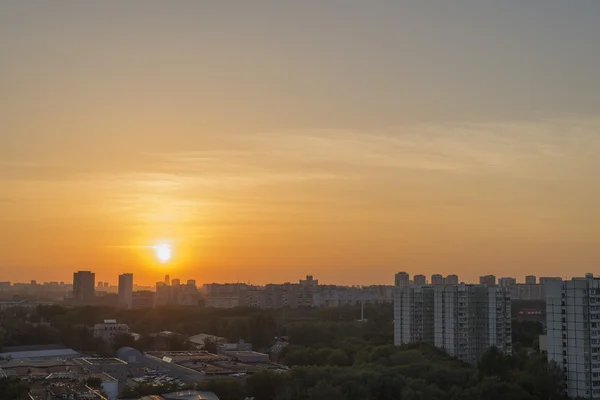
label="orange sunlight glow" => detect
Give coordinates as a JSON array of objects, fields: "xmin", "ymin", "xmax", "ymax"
[{"xmin": 153, "ymin": 243, "xmax": 173, "ymax": 263}]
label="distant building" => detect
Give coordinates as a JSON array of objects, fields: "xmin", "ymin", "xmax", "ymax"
[
  {"xmin": 509, "ymin": 284, "xmax": 544, "ymax": 300},
  {"xmin": 394, "ymin": 283, "xmax": 511, "ymax": 364},
  {"xmin": 73, "ymin": 271, "xmax": 95, "ymax": 304},
  {"xmin": 0, "ymin": 281, "xmax": 10, "ymax": 291},
  {"xmin": 118, "ymin": 273, "xmax": 133, "ymax": 309},
  {"xmin": 540, "ymin": 277, "xmax": 563, "ymax": 285},
  {"xmin": 394, "ymin": 272, "xmax": 410, "ymax": 288},
  {"xmin": 203, "ymin": 283, "xmax": 247, "ymax": 308},
  {"xmin": 431, "ymin": 274, "xmax": 444, "ymax": 286},
  {"xmin": 413, "ymin": 274, "xmax": 426, "ymax": 286},
  {"xmin": 156, "ymin": 281, "xmax": 200, "ymax": 306},
  {"xmin": 164, "ymin": 275, "xmax": 170, "ymax": 285},
  {"xmin": 498, "ymin": 277, "xmax": 516, "ymax": 288},
  {"xmin": 546, "ymin": 274, "xmax": 600, "ymax": 399},
  {"xmin": 525, "ymin": 275, "xmax": 537, "ymax": 285},
  {"xmin": 0, "ymin": 300, "xmax": 55, "ymax": 311},
  {"xmin": 94, "ymin": 320, "xmax": 130, "ymax": 343},
  {"xmin": 479, "ymin": 275, "xmax": 496, "ymax": 287},
  {"xmin": 444, "ymin": 274, "xmax": 459, "ymax": 285}
]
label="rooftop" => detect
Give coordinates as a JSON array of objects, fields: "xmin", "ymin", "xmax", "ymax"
[
  {"xmin": 78, "ymin": 357, "xmax": 127, "ymax": 366},
  {"xmin": 188, "ymin": 333, "xmax": 226, "ymax": 345},
  {"xmin": 0, "ymin": 348, "xmax": 80, "ymax": 361},
  {"xmin": 0, "ymin": 359, "xmax": 85, "ymax": 377},
  {"xmin": 146, "ymin": 351, "xmax": 226, "ymax": 363},
  {"xmin": 29, "ymin": 381, "xmax": 106, "ymax": 400}
]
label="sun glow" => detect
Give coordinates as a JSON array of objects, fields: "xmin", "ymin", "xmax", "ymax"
[{"xmin": 153, "ymin": 243, "xmax": 173, "ymax": 263}]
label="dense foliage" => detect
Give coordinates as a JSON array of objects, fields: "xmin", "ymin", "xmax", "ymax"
[{"xmin": 0, "ymin": 303, "xmax": 566, "ymax": 400}]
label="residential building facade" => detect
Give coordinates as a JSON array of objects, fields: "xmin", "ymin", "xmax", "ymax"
[
  {"xmin": 394, "ymin": 283, "xmax": 511, "ymax": 364},
  {"xmin": 546, "ymin": 275, "xmax": 600, "ymax": 399}
]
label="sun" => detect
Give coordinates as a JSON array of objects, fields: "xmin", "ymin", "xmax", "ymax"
[{"xmin": 153, "ymin": 243, "xmax": 173, "ymax": 263}]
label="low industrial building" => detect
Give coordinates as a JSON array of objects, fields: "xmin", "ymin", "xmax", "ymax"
[
  {"xmin": 223, "ymin": 351, "xmax": 270, "ymax": 363},
  {"xmin": 0, "ymin": 345, "xmax": 80, "ymax": 361},
  {"xmin": 188, "ymin": 333, "xmax": 226, "ymax": 348},
  {"xmin": 140, "ymin": 390, "xmax": 220, "ymax": 400}
]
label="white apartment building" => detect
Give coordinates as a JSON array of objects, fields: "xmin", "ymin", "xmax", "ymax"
[
  {"xmin": 93, "ymin": 319, "xmax": 130, "ymax": 343},
  {"xmin": 394, "ymin": 283, "xmax": 511, "ymax": 364},
  {"xmin": 546, "ymin": 275, "xmax": 600, "ymax": 399}
]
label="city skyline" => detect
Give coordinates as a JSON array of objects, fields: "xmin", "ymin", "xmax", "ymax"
[
  {"xmin": 3, "ymin": 2, "xmax": 600, "ymax": 285},
  {"xmin": 0, "ymin": 270, "xmax": 570, "ymax": 288}
]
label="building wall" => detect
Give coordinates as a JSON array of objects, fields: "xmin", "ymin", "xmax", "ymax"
[
  {"xmin": 93, "ymin": 323, "xmax": 130, "ymax": 343},
  {"xmin": 546, "ymin": 277, "xmax": 600, "ymax": 399},
  {"xmin": 118, "ymin": 274, "xmax": 133, "ymax": 309},
  {"xmin": 73, "ymin": 271, "xmax": 95, "ymax": 304},
  {"xmin": 395, "ymin": 283, "xmax": 511, "ymax": 364}
]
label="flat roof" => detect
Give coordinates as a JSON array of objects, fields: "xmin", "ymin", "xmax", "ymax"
[
  {"xmin": 189, "ymin": 333, "xmax": 226, "ymax": 344},
  {"xmin": 79, "ymin": 357, "xmax": 127, "ymax": 366},
  {"xmin": 146, "ymin": 351, "xmax": 226, "ymax": 362},
  {"xmin": 0, "ymin": 348, "xmax": 79, "ymax": 360}
]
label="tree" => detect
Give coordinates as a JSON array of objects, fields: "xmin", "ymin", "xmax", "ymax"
[
  {"xmin": 112, "ymin": 333, "xmax": 137, "ymax": 352},
  {"xmin": 478, "ymin": 346, "xmax": 512, "ymax": 382},
  {"xmin": 308, "ymin": 381, "xmax": 344, "ymax": 400},
  {"xmin": 85, "ymin": 376, "xmax": 103, "ymax": 388},
  {"xmin": 203, "ymin": 337, "xmax": 219, "ymax": 354},
  {"xmin": 246, "ymin": 370, "xmax": 285, "ymax": 400},
  {"xmin": 0, "ymin": 377, "xmax": 29, "ymax": 400}
]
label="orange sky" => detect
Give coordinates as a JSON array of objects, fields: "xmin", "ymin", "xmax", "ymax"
[{"xmin": 2, "ymin": 2, "xmax": 600, "ymax": 286}]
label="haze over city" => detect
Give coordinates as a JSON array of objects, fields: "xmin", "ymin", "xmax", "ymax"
[{"xmin": 3, "ymin": 1, "xmax": 600, "ymax": 286}]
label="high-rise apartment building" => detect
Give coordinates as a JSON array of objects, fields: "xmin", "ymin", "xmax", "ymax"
[
  {"xmin": 413, "ymin": 274, "xmax": 427, "ymax": 286},
  {"xmin": 526, "ymin": 275, "xmax": 537, "ymax": 285},
  {"xmin": 546, "ymin": 274, "xmax": 600, "ymax": 399},
  {"xmin": 73, "ymin": 271, "xmax": 95, "ymax": 304},
  {"xmin": 164, "ymin": 275, "xmax": 170, "ymax": 285},
  {"xmin": 395, "ymin": 272, "xmax": 410, "ymax": 288},
  {"xmin": 394, "ymin": 283, "xmax": 511, "ymax": 364},
  {"xmin": 540, "ymin": 277, "xmax": 563, "ymax": 285},
  {"xmin": 479, "ymin": 275, "xmax": 497, "ymax": 286},
  {"xmin": 118, "ymin": 273, "xmax": 133, "ymax": 309},
  {"xmin": 431, "ymin": 274, "xmax": 444, "ymax": 286},
  {"xmin": 444, "ymin": 275, "xmax": 459, "ymax": 285},
  {"xmin": 498, "ymin": 277, "xmax": 517, "ymax": 288}
]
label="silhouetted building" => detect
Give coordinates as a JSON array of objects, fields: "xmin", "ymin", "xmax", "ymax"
[
  {"xmin": 132, "ymin": 291, "xmax": 155, "ymax": 309},
  {"xmin": 118, "ymin": 273, "xmax": 133, "ymax": 309},
  {"xmin": 413, "ymin": 274, "xmax": 426, "ymax": 285},
  {"xmin": 73, "ymin": 271, "xmax": 95, "ymax": 304},
  {"xmin": 479, "ymin": 275, "xmax": 496, "ymax": 286},
  {"xmin": 394, "ymin": 272, "xmax": 410, "ymax": 288},
  {"xmin": 444, "ymin": 274, "xmax": 459, "ymax": 285},
  {"xmin": 525, "ymin": 275, "xmax": 537, "ymax": 285},
  {"xmin": 498, "ymin": 277, "xmax": 516, "ymax": 288}
]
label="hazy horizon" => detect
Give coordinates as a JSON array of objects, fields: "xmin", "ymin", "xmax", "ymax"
[{"xmin": 2, "ymin": 1, "xmax": 600, "ymax": 286}]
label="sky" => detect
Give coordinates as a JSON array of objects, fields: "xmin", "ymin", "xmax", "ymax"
[{"xmin": 2, "ymin": 1, "xmax": 600, "ymax": 286}]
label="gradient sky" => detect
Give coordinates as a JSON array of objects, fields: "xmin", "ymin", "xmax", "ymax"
[{"xmin": 2, "ymin": 1, "xmax": 600, "ymax": 286}]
